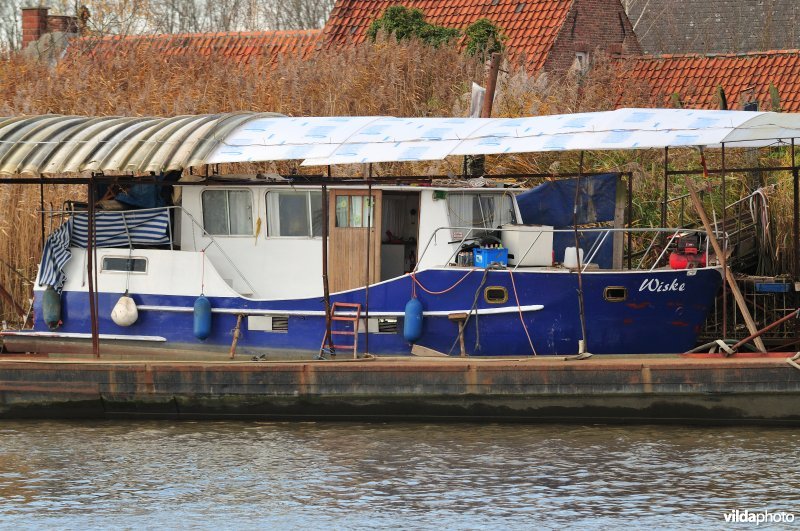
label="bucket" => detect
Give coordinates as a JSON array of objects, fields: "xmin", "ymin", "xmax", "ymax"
[{"xmin": 563, "ymin": 247, "xmax": 584, "ymax": 268}]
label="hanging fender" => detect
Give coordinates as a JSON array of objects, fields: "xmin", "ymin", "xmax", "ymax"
[
  {"xmin": 111, "ymin": 292, "xmax": 139, "ymax": 327},
  {"xmin": 193, "ymin": 296, "xmax": 212, "ymax": 340},
  {"xmin": 403, "ymin": 297, "xmax": 424, "ymax": 343},
  {"xmin": 42, "ymin": 286, "xmax": 61, "ymax": 331}
]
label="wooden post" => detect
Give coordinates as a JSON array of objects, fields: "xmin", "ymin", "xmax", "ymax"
[
  {"xmin": 321, "ymin": 167, "xmax": 333, "ymax": 353},
  {"xmin": 481, "ymin": 52, "xmax": 502, "ymax": 119},
  {"xmin": 685, "ymin": 176, "xmax": 766, "ymax": 352}
]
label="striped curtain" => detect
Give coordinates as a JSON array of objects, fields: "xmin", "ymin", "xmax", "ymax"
[{"xmin": 38, "ymin": 209, "xmax": 171, "ymax": 292}]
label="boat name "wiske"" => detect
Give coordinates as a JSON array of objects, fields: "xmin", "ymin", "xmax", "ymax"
[{"xmin": 638, "ymin": 278, "xmax": 686, "ymax": 292}]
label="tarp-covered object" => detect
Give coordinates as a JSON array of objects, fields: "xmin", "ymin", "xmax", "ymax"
[
  {"xmin": 38, "ymin": 209, "xmax": 171, "ymax": 292},
  {"xmin": 516, "ymin": 173, "xmax": 620, "ymax": 268}
]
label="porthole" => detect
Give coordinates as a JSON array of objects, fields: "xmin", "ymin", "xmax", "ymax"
[
  {"xmin": 484, "ymin": 286, "xmax": 508, "ymax": 304},
  {"xmin": 604, "ymin": 286, "xmax": 627, "ymax": 302}
]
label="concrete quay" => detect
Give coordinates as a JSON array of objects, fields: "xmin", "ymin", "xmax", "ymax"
[{"xmin": 1, "ymin": 354, "xmax": 799, "ymax": 424}]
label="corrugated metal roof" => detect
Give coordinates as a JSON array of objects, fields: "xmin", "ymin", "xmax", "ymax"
[{"xmin": 0, "ymin": 112, "xmax": 283, "ymax": 176}]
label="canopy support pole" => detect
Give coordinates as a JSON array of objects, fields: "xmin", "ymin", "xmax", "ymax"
[
  {"xmin": 87, "ymin": 176, "xmax": 100, "ymax": 358},
  {"xmin": 792, "ymin": 139, "xmax": 798, "ymax": 343},
  {"xmin": 721, "ymin": 143, "xmax": 728, "ymax": 340},
  {"xmin": 39, "ymin": 176, "xmax": 45, "ymax": 250},
  {"xmin": 574, "ymin": 151, "xmax": 589, "ymax": 355},
  {"xmin": 364, "ymin": 166, "xmax": 372, "ymax": 356},
  {"xmin": 662, "ymin": 147, "xmax": 669, "ymax": 248},
  {"xmin": 321, "ymin": 166, "xmax": 333, "ymax": 355}
]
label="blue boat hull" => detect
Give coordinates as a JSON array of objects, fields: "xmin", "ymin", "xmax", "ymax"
[{"xmin": 30, "ymin": 267, "xmax": 723, "ymax": 357}]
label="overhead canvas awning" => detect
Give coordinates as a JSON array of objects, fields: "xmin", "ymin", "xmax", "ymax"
[{"xmin": 3, "ymin": 108, "xmax": 800, "ymax": 175}]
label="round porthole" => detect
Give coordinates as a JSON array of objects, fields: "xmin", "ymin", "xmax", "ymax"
[{"xmin": 484, "ymin": 286, "xmax": 508, "ymax": 304}]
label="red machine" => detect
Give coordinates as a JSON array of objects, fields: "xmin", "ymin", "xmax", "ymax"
[{"xmin": 669, "ymin": 234, "xmax": 707, "ymax": 269}]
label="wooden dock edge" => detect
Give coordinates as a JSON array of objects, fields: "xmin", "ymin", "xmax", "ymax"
[{"xmin": 1, "ymin": 356, "xmax": 800, "ymax": 424}]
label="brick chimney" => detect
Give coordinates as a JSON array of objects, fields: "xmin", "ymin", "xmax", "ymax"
[{"xmin": 21, "ymin": 7, "xmax": 49, "ymax": 48}]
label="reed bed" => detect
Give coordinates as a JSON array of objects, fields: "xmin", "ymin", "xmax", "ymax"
[{"xmin": 0, "ymin": 41, "xmax": 795, "ymax": 323}]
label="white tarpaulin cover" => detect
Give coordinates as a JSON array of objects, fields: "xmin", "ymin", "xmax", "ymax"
[
  {"xmin": 206, "ymin": 108, "xmax": 800, "ymax": 166},
  {"xmin": 3, "ymin": 108, "xmax": 800, "ymax": 175}
]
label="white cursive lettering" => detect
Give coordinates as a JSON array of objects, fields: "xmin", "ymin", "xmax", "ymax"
[{"xmin": 638, "ymin": 278, "xmax": 686, "ymax": 293}]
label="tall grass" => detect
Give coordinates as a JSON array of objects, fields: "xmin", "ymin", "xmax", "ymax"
[{"xmin": 0, "ymin": 42, "xmax": 795, "ymax": 323}]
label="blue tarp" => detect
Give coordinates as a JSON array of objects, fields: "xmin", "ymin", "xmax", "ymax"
[{"xmin": 516, "ymin": 173, "xmax": 620, "ymax": 268}]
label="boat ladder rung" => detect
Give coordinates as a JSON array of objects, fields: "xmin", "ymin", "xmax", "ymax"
[{"xmin": 319, "ymin": 302, "xmax": 362, "ymax": 359}]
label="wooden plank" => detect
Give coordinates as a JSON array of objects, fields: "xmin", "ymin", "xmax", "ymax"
[
  {"xmin": 685, "ymin": 177, "xmax": 766, "ymax": 352},
  {"xmin": 612, "ymin": 178, "xmax": 626, "ymax": 269}
]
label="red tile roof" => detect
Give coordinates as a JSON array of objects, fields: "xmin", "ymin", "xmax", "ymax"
[
  {"xmin": 622, "ymin": 50, "xmax": 800, "ymax": 112},
  {"xmin": 72, "ymin": 29, "xmax": 322, "ymax": 64},
  {"xmin": 322, "ymin": 0, "xmax": 574, "ymax": 71}
]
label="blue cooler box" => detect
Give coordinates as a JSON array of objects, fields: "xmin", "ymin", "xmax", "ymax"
[{"xmin": 473, "ymin": 247, "xmax": 508, "ymax": 268}]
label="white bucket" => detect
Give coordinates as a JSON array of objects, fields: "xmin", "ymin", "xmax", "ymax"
[{"xmin": 563, "ymin": 247, "xmax": 584, "ymax": 268}]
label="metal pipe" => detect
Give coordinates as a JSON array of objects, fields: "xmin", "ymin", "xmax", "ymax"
[
  {"xmin": 793, "ymin": 139, "xmax": 799, "ymax": 343},
  {"xmin": 321, "ymin": 166, "xmax": 332, "ymax": 353},
  {"xmin": 574, "ymin": 152, "xmax": 588, "ymax": 354},
  {"xmin": 86, "ymin": 178, "xmax": 99, "ymax": 358},
  {"xmin": 731, "ymin": 308, "xmax": 800, "ymax": 351},
  {"xmin": 39, "ymin": 177, "xmax": 45, "ymax": 250},
  {"xmin": 721, "ymin": 143, "xmax": 727, "ymax": 339},
  {"xmin": 627, "ymin": 171, "xmax": 633, "ymax": 270},
  {"xmin": 365, "ymin": 171, "xmax": 372, "ymax": 356},
  {"xmin": 662, "ymin": 147, "xmax": 669, "ymax": 245}
]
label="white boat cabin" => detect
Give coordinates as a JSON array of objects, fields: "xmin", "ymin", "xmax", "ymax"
[{"xmin": 174, "ymin": 183, "xmax": 522, "ymax": 299}]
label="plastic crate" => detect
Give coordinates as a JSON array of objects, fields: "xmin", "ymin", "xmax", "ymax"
[{"xmin": 473, "ymin": 247, "xmax": 508, "ymax": 268}]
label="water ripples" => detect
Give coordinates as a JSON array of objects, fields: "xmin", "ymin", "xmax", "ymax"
[{"xmin": 0, "ymin": 422, "xmax": 798, "ymax": 528}]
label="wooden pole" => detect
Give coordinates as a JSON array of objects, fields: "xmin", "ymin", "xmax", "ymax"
[
  {"xmin": 480, "ymin": 52, "xmax": 502, "ymax": 119},
  {"xmin": 685, "ymin": 176, "xmax": 766, "ymax": 352}
]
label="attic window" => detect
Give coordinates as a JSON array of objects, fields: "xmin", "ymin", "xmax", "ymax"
[
  {"xmin": 491, "ymin": 0, "xmax": 499, "ymax": 4},
  {"xmin": 515, "ymin": 2, "xmax": 525, "ymax": 13}
]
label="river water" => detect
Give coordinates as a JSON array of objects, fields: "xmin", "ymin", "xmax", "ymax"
[{"xmin": 0, "ymin": 421, "xmax": 797, "ymax": 529}]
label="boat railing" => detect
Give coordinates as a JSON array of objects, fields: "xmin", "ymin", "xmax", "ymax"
[
  {"xmin": 43, "ymin": 205, "xmax": 257, "ymax": 295},
  {"xmin": 416, "ymin": 225, "xmax": 718, "ymax": 272}
]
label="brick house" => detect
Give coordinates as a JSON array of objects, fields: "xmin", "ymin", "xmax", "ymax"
[
  {"xmin": 21, "ymin": 1, "xmax": 641, "ymax": 74},
  {"xmin": 322, "ymin": 0, "xmax": 641, "ymax": 73}
]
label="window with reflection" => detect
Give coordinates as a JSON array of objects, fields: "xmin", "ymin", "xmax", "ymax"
[{"xmin": 201, "ymin": 190, "xmax": 253, "ymax": 235}]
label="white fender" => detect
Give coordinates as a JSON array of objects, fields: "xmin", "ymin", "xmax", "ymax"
[{"xmin": 111, "ymin": 294, "xmax": 139, "ymax": 327}]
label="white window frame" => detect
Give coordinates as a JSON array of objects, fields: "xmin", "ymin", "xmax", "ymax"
[
  {"xmin": 201, "ymin": 189, "xmax": 254, "ymax": 237},
  {"xmin": 265, "ymin": 190, "xmax": 323, "ymax": 239}
]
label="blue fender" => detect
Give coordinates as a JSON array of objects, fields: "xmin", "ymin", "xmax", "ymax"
[
  {"xmin": 193, "ymin": 296, "xmax": 212, "ymax": 340},
  {"xmin": 403, "ymin": 297, "xmax": 424, "ymax": 343},
  {"xmin": 42, "ymin": 286, "xmax": 61, "ymax": 330}
]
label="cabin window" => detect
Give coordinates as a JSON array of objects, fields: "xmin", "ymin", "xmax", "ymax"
[
  {"xmin": 446, "ymin": 192, "xmax": 516, "ymax": 240},
  {"xmin": 101, "ymin": 256, "xmax": 147, "ymax": 273},
  {"xmin": 266, "ymin": 191, "xmax": 323, "ymax": 237},
  {"xmin": 202, "ymin": 190, "xmax": 253, "ymax": 236},
  {"xmin": 335, "ymin": 195, "xmax": 375, "ymax": 228}
]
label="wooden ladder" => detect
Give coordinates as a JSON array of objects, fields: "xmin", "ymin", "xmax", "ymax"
[{"xmin": 320, "ymin": 302, "xmax": 362, "ymax": 359}]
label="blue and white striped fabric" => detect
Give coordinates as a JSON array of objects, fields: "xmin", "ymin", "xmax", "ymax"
[{"xmin": 38, "ymin": 209, "xmax": 171, "ymax": 291}]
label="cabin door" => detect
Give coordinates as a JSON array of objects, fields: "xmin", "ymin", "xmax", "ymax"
[{"xmin": 329, "ymin": 189, "xmax": 382, "ymax": 293}]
